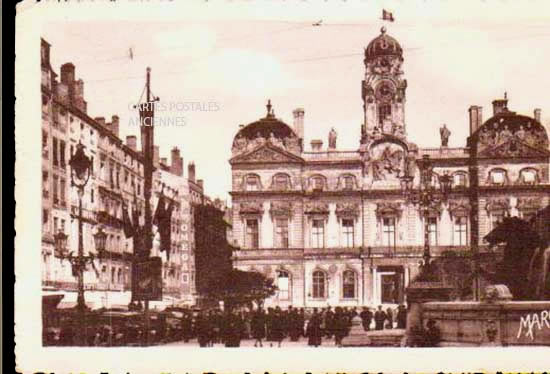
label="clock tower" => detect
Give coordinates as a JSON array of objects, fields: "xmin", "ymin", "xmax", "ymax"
[{"xmin": 361, "ymin": 27, "xmax": 407, "ymax": 145}]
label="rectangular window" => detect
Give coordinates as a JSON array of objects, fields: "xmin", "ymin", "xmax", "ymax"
[
  {"xmin": 427, "ymin": 217, "xmax": 438, "ymax": 246},
  {"xmin": 313, "ymin": 177, "xmax": 324, "ymax": 191},
  {"xmin": 274, "ymin": 175, "xmax": 288, "ymax": 190},
  {"xmin": 246, "ymin": 176, "xmax": 259, "ymax": 191},
  {"xmin": 344, "ymin": 176, "xmax": 354, "ymax": 190},
  {"xmin": 453, "ymin": 216, "xmax": 468, "ymax": 246},
  {"xmin": 245, "ymin": 219, "xmax": 259, "ymax": 248},
  {"xmin": 342, "ymin": 219, "xmax": 354, "ymax": 247},
  {"xmin": 378, "ymin": 104, "xmax": 392, "ymax": 124},
  {"xmin": 59, "ymin": 140, "xmax": 66, "ymax": 168},
  {"xmin": 43, "ymin": 209, "xmax": 49, "ymax": 225},
  {"xmin": 59, "ymin": 178, "xmax": 66, "ymax": 205},
  {"xmin": 53, "ymin": 217, "xmax": 58, "ymax": 234},
  {"xmin": 52, "ymin": 175, "xmax": 59, "ymax": 204},
  {"xmin": 52, "ymin": 137, "xmax": 58, "ymax": 166},
  {"xmin": 42, "ymin": 131, "xmax": 48, "ymax": 157},
  {"xmin": 275, "ymin": 218, "xmax": 289, "ymax": 248},
  {"xmin": 311, "ymin": 219, "xmax": 325, "ymax": 248},
  {"xmin": 382, "ymin": 217, "xmax": 396, "ymax": 247}
]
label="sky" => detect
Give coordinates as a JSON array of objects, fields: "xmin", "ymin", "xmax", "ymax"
[{"xmin": 42, "ymin": 1, "xmax": 550, "ymax": 201}]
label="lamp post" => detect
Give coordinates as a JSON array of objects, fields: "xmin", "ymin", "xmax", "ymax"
[
  {"xmin": 54, "ymin": 142, "xmax": 107, "ymax": 344},
  {"xmin": 400, "ymin": 155, "xmax": 452, "ymax": 274}
]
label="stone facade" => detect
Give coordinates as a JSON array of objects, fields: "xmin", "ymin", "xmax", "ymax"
[
  {"xmin": 40, "ymin": 38, "xmax": 206, "ymax": 308},
  {"xmin": 229, "ymin": 28, "xmax": 550, "ymax": 308}
]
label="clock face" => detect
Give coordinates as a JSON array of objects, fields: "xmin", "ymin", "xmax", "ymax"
[{"xmin": 376, "ymin": 82, "xmax": 394, "ymax": 100}]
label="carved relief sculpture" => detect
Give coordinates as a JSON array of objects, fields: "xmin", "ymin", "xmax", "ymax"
[
  {"xmin": 304, "ymin": 202, "xmax": 330, "ymax": 215},
  {"xmin": 269, "ymin": 201, "xmax": 294, "ymax": 218},
  {"xmin": 239, "ymin": 201, "xmax": 264, "ymax": 215},
  {"xmin": 335, "ymin": 203, "xmax": 360, "ymax": 218}
]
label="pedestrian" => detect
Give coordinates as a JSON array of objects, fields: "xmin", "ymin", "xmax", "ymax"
[
  {"xmin": 306, "ymin": 308, "xmax": 323, "ymax": 347},
  {"xmin": 271, "ymin": 307, "xmax": 285, "ymax": 347},
  {"xmin": 333, "ymin": 307, "xmax": 347, "ymax": 347},
  {"xmin": 385, "ymin": 307, "xmax": 394, "ymax": 329},
  {"xmin": 396, "ymin": 304, "xmax": 407, "ymax": 329},
  {"xmin": 424, "ymin": 319, "xmax": 441, "ymax": 347},
  {"xmin": 359, "ymin": 307, "xmax": 373, "ymax": 331},
  {"xmin": 195, "ymin": 311, "xmax": 210, "ymax": 347},
  {"xmin": 374, "ymin": 305, "xmax": 386, "ymax": 330},
  {"xmin": 251, "ymin": 308, "xmax": 266, "ymax": 347}
]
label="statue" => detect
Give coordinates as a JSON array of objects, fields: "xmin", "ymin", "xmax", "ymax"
[
  {"xmin": 439, "ymin": 124, "xmax": 451, "ymax": 147},
  {"xmin": 328, "ymin": 127, "xmax": 337, "ymax": 149}
]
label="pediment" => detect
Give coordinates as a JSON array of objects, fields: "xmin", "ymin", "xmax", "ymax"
[
  {"xmin": 230, "ymin": 143, "xmax": 304, "ymax": 164},
  {"xmin": 478, "ymin": 138, "xmax": 550, "ymax": 158}
]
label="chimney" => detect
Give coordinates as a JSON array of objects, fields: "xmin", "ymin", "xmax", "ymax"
[
  {"xmin": 60, "ymin": 63, "xmax": 76, "ymax": 105},
  {"xmin": 197, "ymin": 179, "xmax": 204, "ymax": 189},
  {"xmin": 492, "ymin": 93, "xmax": 508, "ymax": 116},
  {"xmin": 293, "ymin": 108, "xmax": 305, "ymax": 140},
  {"xmin": 534, "ymin": 108, "xmax": 542, "ymax": 123},
  {"xmin": 110, "ymin": 115, "xmax": 120, "ymax": 138},
  {"xmin": 311, "ymin": 139, "xmax": 323, "ymax": 152},
  {"xmin": 126, "ymin": 135, "xmax": 137, "ymax": 151},
  {"xmin": 95, "ymin": 117, "xmax": 106, "ymax": 127},
  {"xmin": 41, "ymin": 39, "xmax": 51, "ymax": 67},
  {"xmin": 468, "ymin": 106, "xmax": 483, "ymax": 135},
  {"xmin": 60, "ymin": 63, "xmax": 75, "ymax": 86},
  {"xmin": 160, "ymin": 157, "xmax": 168, "ymax": 165},
  {"xmin": 188, "ymin": 162, "xmax": 196, "ymax": 182},
  {"xmin": 153, "ymin": 145, "xmax": 160, "ymax": 167},
  {"xmin": 170, "ymin": 147, "xmax": 183, "ymax": 177},
  {"xmin": 73, "ymin": 79, "xmax": 87, "ymax": 113}
]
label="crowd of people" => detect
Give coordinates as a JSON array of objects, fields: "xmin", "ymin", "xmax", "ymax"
[
  {"xmin": 44, "ymin": 303, "xmax": 408, "ymax": 347},
  {"xmin": 190, "ymin": 304, "xmax": 407, "ymax": 347}
]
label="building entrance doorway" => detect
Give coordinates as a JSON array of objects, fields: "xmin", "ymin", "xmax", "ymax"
[{"xmin": 375, "ymin": 266, "xmax": 405, "ymax": 305}]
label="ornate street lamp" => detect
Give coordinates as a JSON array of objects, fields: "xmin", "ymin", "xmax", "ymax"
[{"xmin": 400, "ymin": 155, "xmax": 453, "ymax": 274}]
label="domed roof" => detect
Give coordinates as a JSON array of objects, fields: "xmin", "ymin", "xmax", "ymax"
[
  {"xmin": 234, "ymin": 100, "xmax": 297, "ymax": 141},
  {"xmin": 365, "ymin": 27, "xmax": 403, "ymax": 62}
]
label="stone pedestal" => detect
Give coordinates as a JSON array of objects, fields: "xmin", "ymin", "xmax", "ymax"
[
  {"xmin": 341, "ymin": 315, "xmax": 371, "ymax": 347},
  {"xmin": 405, "ymin": 280, "xmax": 453, "ymax": 345}
]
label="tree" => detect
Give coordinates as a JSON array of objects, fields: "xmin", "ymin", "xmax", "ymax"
[{"xmin": 202, "ymin": 269, "xmax": 277, "ymax": 310}]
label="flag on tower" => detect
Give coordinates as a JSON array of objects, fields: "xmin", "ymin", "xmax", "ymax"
[{"xmin": 382, "ymin": 9, "xmax": 394, "ymax": 22}]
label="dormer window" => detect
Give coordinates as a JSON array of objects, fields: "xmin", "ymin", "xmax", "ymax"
[
  {"xmin": 273, "ymin": 174, "xmax": 290, "ymax": 191},
  {"xmin": 246, "ymin": 175, "xmax": 260, "ymax": 191},
  {"xmin": 453, "ymin": 173, "xmax": 467, "ymax": 188},
  {"xmin": 312, "ymin": 177, "xmax": 324, "ymax": 191},
  {"xmin": 343, "ymin": 176, "xmax": 354, "ymax": 190},
  {"xmin": 519, "ymin": 168, "xmax": 537, "ymax": 185},
  {"xmin": 489, "ymin": 169, "xmax": 506, "ymax": 185}
]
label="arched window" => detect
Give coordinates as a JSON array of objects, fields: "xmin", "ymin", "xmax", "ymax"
[
  {"xmin": 312, "ymin": 270, "xmax": 326, "ymax": 299},
  {"xmin": 277, "ymin": 270, "xmax": 290, "ymax": 300},
  {"xmin": 272, "ymin": 173, "xmax": 290, "ymax": 191},
  {"xmin": 518, "ymin": 168, "xmax": 538, "ymax": 185}
]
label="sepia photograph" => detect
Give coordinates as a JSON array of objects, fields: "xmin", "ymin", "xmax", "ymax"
[{"xmin": 14, "ymin": 0, "xmax": 550, "ymax": 372}]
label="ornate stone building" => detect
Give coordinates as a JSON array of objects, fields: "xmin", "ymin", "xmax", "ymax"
[
  {"xmin": 40, "ymin": 38, "xmax": 209, "ymax": 308},
  {"xmin": 229, "ymin": 27, "xmax": 550, "ymax": 308}
]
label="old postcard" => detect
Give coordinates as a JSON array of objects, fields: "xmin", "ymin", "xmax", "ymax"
[{"xmin": 14, "ymin": 0, "xmax": 550, "ymax": 373}]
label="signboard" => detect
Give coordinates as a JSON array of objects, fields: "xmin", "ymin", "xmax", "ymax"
[{"xmin": 133, "ymin": 257, "xmax": 163, "ymax": 301}]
